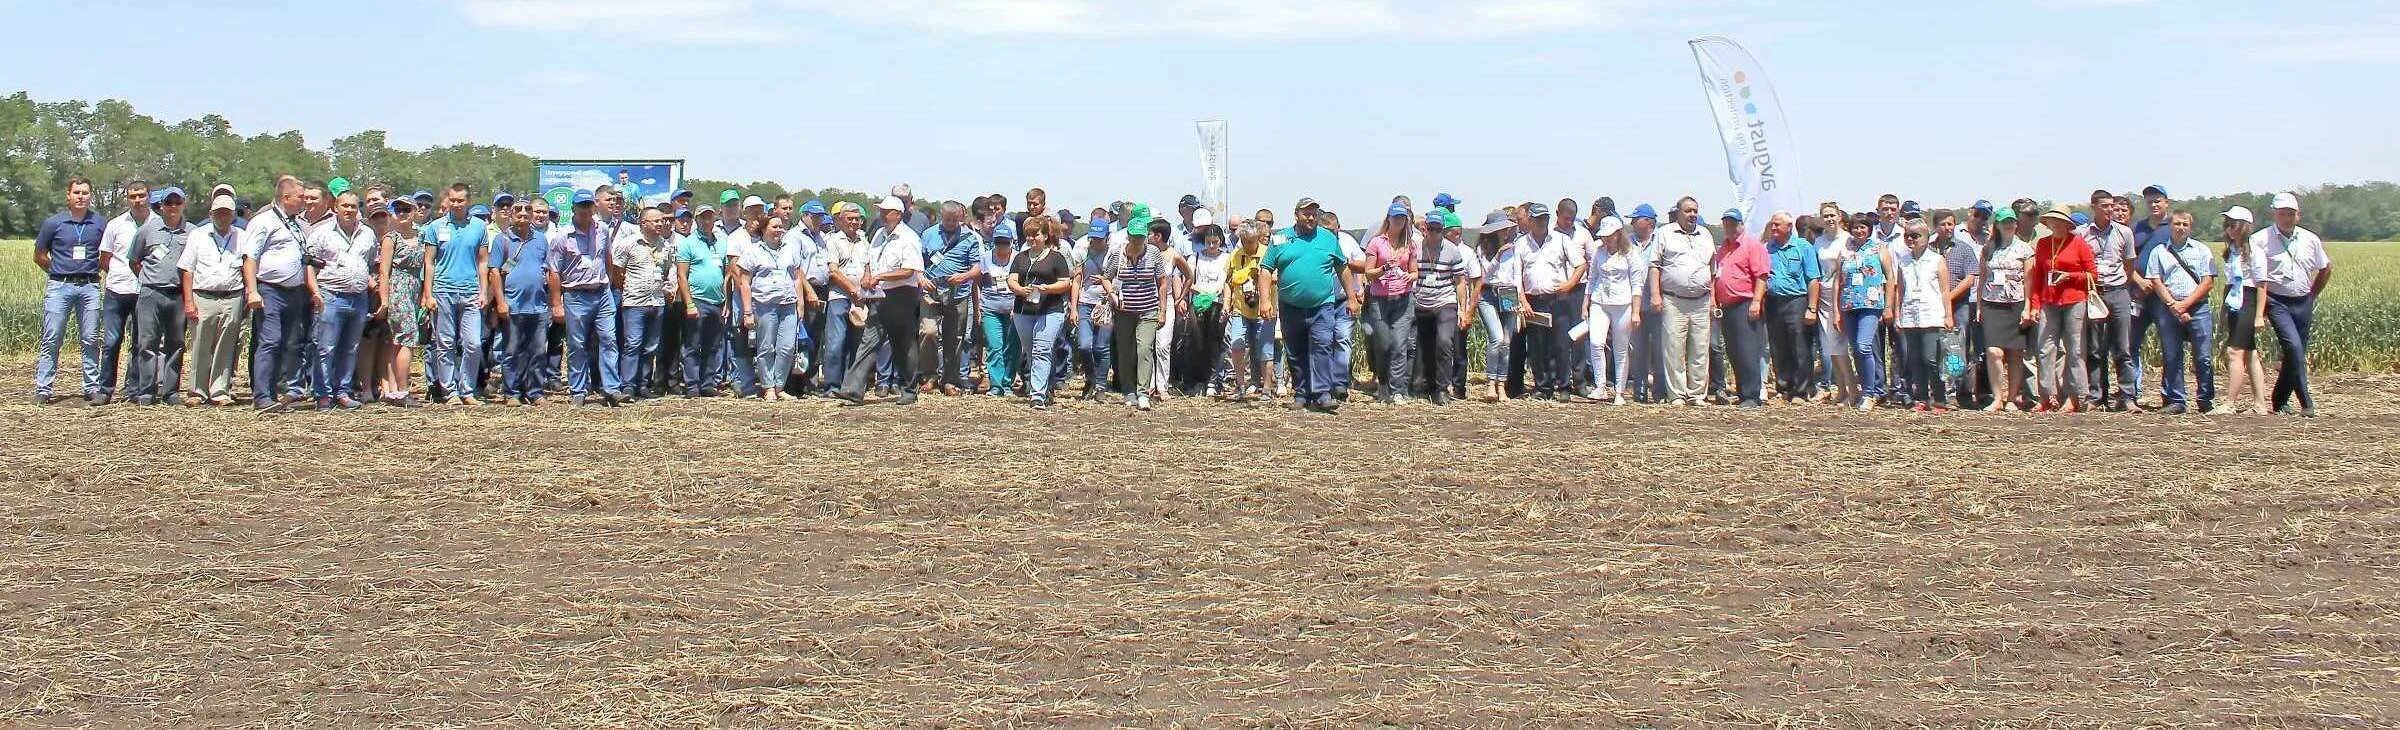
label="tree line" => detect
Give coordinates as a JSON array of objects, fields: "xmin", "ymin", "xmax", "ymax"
[{"xmin": 5, "ymin": 91, "xmax": 2398, "ymax": 241}]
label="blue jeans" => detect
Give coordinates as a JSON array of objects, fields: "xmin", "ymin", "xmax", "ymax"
[
  {"xmin": 35, "ymin": 279, "xmax": 104, "ymax": 397},
  {"xmin": 980, "ymin": 309, "xmax": 1020, "ymax": 395},
  {"xmin": 1228, "ymin": 314, "xmax": 1279, "ymax": 385},
  {"xmin": 1077, "ymin": 301, "xmax": 1113, "ymax": 391},
  {"xmin": 1013, "ymin": 310, "xmax": 1065, "ymax": 401},
  {"xmin": 2157, "ymin": 307, "xmax": 2215, "ymax": 407},
  {"xmin": 561, "ymin": 288, "xmax": 622, "ymax": 395},
  {"xmin": 618, "ymin": 305, "xmax": 663, "ymax": 396},
  {"xmin": 1279, "ymin": 302, "xmax": 1344, "ymax": 406},
  {"xmin": 682, "ymin": 300, "xmax": 727, "ymax": 394},
  {"xmin": 431, "ymin": 292, "xmax": 486, "ymax": 398},
  {"xmin": 251, "ymin": 284, "xmax": 309, "ymax": 404},
  {"xmin": 311, "ymin": 290, "xmax": 370, "ymax": 399},
  {"xmin": 1331, "ymin": 303, "xmax": 1356, "ymax": 396},
  {"xmin": 725, "ymin": 296, "xmax": 756, "ymax": 395},
  {"xmin": 750, "ymin": 299, "xmax": 799, "ymax": 389},
  {"xmin": 1845, "ymin": 308, "xmax": 1885, "ymax": 400},
  {"xmin": 506, "ymin": 314, "xmax": 550, "ymax": 399},
  {"xmin": 1476, "ymin": 299, "xmax": 1513, "ymax": 380},
  {"xmin": 821, "ymin": 298, "xmax": 856, "ymax": 388}
]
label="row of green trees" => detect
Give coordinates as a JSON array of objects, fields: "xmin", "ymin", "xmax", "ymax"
[
  {"xmin": 0, "ymin": 93, "xmax": 920, "ymax": 237},
  {"xmin": 6, "ymin": 91, "xmax": 2399, "ymax": 241}
]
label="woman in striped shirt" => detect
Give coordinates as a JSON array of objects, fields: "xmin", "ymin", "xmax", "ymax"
[{"xmin": 1105, "ymin": 218, "xmax": 1169, "ymax": 411}]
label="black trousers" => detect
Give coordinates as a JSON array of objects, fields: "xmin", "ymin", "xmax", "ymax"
[
  {"xmin": 1717, "ymin": 303, "xmax": 1765, "ymax": 405},
  {"xmin": 1766, "ymin": 294, "xmax": 1814, "ymax": 400},
  {"xmin": 839, "ymin": 288, "xmax": 921, "ymax": 398},
  {"xmin": 1412, "ymin": 305, "xmax": 1458, "ymax": 398}
]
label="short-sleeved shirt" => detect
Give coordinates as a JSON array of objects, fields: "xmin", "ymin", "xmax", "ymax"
[
  {"xmin": 492, "ymin": 228, "xmax": 552, "ymax": 312},
  {"xmin": 676, "ymin": 233, "xmax": 730, "ymax": 305},
  {"xmin": 305, "ymin": 222, "xmax": 381, "ymax": 294},
  {"xmin": 738, "ymin": 237, "xmax": 804, "ymax": 306},
  {"xmin": 100, "ymin": 212, "xmax": 152, "ymax": 294},
  {"xmin": 1764, "ymin": 236, "xmax": 1821, "ymax": 298},
  {"xmin": 1078, "ymin": 243, "xmax": 1116, "ymax": 305},
  {"xmin": 35, "ymin": 210, "xmax": 106, "ymax": 277},
  {"xmin": 1413, "ymin": 241, "xmax": 1483, "ymax": 309},
  {"xmin": 863, "ymin": 226, "xmax": 926, "ymax": 298},
  {"xmin": 922, "ymin": 225, "xmax": 984, "ymax": 300},
  {"xmin": 2082, "ymin": 222, "xmax": 2138, "ymax": 289},
  {"xmin": 1106, "ymin": 245, "xmax": 1166, "ymax": 313},
  {"xmin": 421, "ymin": 215, "xmax": 490, "ymax": 295},
  {"xmin": 1980, "ymin": 236, "xmax": 2035, "ymax": 305},
  {"xmin": 2222, "ymin": 243, "xmax": 2267, "ymax": 310},
  {"xmin": 1514, "ymin": 231, "xmax": 1579, "ymax": 295},
  {"xmin": 242, "ymin": 207, "xmax": 312, "ymax": 286},
  {"xmin": 547, "ymin": 225, "xmax": 612, "ymax": 289},
  {"xmin": 1364, "ymin": 233, "xmax": 1417, "ymax": 298},
  {"xmin": 977, "ymin": 249, "xmax": 1019, "ymax": 314},
  {"xmin": 2144, "ymin": 239, "xmax": 2218, "ymax": 302},
  {"xmin": 179, "ymin": 224, "xmax": 248, "ymax": 292},
  {"xmin": 818, "ymin": 230, "xmax": 868, "ymax": 302},
  {"xmin": 613, "ymin": 235, "xmax": 672, "ymax": 307},
  {"xmin": 2252, "ymin": 225, "xmax": 2330, "ymax": 298},
  {"xmin": 1943, "ymin": 237, "xmax": 1983, "ymax": 305},
  {"xmin": 1652, "ymin": 224, "xmax": 1716, "ymax": 299},
  {"xmin": 1711, "ymin": 234, "xmax": 1769, "ymax": 305},
  {"xmin": 1010, "ymin": 247, "xmax": 1072, "ymax": 316},
  {"xmin": 1839, "ymin": 240, "xmax": 1890, "ymax": 311},
  {"xmin": 129, "ymin": 219, "xmax": 194, "ymax": 289},
  {"xmin": 1226, "ymin": 245, "xmax": 1268, "ymax": 317},
  {"xmin": 1264, "ymin": 226, "xmax": 1347, "ymax": 310}
]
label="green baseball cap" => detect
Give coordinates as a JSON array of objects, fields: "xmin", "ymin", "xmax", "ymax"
[
  {"xmin": 1440, "ymin": 210, "xmax": 1462, "ymax": 229},
  {"xmin": 1125, "ymin": 203, "xmax": 1153, "ymax": 235},
  {"xmin": 327, "ymin": 177, "xmax": 351, "ymax": 197},
  {"xmin": 718, "ymin": 189, "xmax": 740, "ymax": 204},
  {"xmin": 1993, "ymin": 207, "xmax": 2018, "ymax": 223}
]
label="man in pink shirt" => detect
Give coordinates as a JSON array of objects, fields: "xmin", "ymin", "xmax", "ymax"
[{"xmin": 1711, "ymin": 209, "xmax": 1770, "ymax": 408}]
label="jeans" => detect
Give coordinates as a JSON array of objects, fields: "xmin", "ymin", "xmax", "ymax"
[
  {"xmin": 1412, "ymin": 305, "xmax": 1459, "ymax": 398},
  {"xmin": 1661, "ymin": 295, "xmax": 1712, "ymax": 402},
  {"xmin": 1948, "ymin": 300, "xmax": 1985, "ymax": 408},
  {"xmin": 1330, "ymin": 303, "xmax": 1356, "ymax": 397},
  {"xmin": 1013, "ymin": 310, "xmax": 1065, "ymax": 401},
  {"xmin": 1477, "ymin": 299, "xmax": 1514, "ymax": 380},
  {"xmin": 1363, "ymin": 294, "xmax": 1414, "ymax": 397},
  {"xmin": 1229, "ymin": 313, "xmax": 1278, "ymax": 386},
  {"xmin": 251, "ymin": 284, "xmax": 309, "ymax": 404},
  {"xmin": 35, "ymin": 279, "xmax": 104, "ymax": 397},
  {"xmin": 839, "ymin": 288, "xmax": 922, "ymax": 398},
  {"xmin": 619, "ymin": 305, "xmax": 663, "ymax": 396},
  {"xmin": 1718, "ymin": 303, "xmax": 1765, "ymax": 405},
  {"xmin": 1077, "ymin": 301, "xmax": 1113, "ymax": 393},
  {"xmin": 820, "ymin": 298, "xmax": 856, "ymax": 389},
  {"xmin": 312, "ymin": 290, "xmax": 370, "ymax": 399},
  {"xmin": 1902, "ymin": 328, "xmax": 1943, "ymax": 404},
  {"xmin": 431, "ymin": 292, "xmax": 486, "ymax": 398},
  {"xmin": 2157, "ymin": 307, "xmax": 2215, "ymax": 407},
  {"xmin": 1279, "ymin": 302, "xmax": 1344, "ymax": 406},
  {"xmin": 506, "ymin": 313, "xmax": 550, "ymax": 399},
  {"xmin": 681, "ymin": 300, "xmax": 728, "ymax": 394},
  {"xmin": 1586, "ymin": 301, "xmax": 1634, "ymax": 395},
  {"xmin": 1844, "ymin": 308, "xmax": 1886, "ymax": 400},
  {"xmin": 127, "ymin": 286, "xmax": 186, "ymax": 401},
  {"xmin": 979, "ymin": 309, "xmax": 1020, "ymax": 395},
  {"xmin": 561, "ymin": 288, "xmax": 622, "ymax": 396},
  {"xmin": 100, "ymin": 291, "xmax": 138, "ymax": 394},
  {"xmin": 2268, "ymin": 293, "xmax": 2316, "ymax": 412},
  {"xmin": 186, "ymin": 291, "xmax": 243, "ymax": 401},
  {"xmin": 2085, "ymin": 284, "xmax": 2138, "ymax": 401},
  {"xmin": 726, "ymin": 295, "xmax": 754, "ymax": 395},
  {"xmin": 751, "ymin": 300, "xmax": 799, "ymax": 389},
  {"xmin": 1765, "ymin": 294, "xmax": 1813, "ymax": 400},
  {"xmin": 2036, "ymin": 302, "xmax": 2089, "ymax": 402},
  {"xmin": 1632, "ymin": 295, "xmax": 1669, "ymax": 402}
]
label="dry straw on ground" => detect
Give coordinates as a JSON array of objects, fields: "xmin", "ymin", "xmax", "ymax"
[{"xmin": 2, "ymin": 376, "xmax": 2396, "ymax": 726}]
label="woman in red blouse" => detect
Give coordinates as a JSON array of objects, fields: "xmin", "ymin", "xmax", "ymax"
[{"xmin": 2025, "ymin": 206, "xmax": 2096, "ymax": 413}]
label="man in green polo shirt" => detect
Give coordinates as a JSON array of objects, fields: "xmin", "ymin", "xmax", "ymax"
[{"xmin": 1259, "ymin": 197, "xmax": 1357, "ymax": 413}]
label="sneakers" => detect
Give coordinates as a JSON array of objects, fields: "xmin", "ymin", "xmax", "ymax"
[
  {"xmin": 2162, "ymin": 402, "xmax": 2189, "ymax": 415},
  {"xmin": 1135, "ymin": 393, "xmax": 1153, "ymax": 411},
  {"xmin": 895, "ymin": 390, "xmax": 919, "ymax": 406}
]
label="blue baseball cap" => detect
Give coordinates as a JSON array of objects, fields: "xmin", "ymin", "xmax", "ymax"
[
  {"xmin": 1631, "ymin": 203, "xmax": 1658, "ymax": 220},
  {"xmin": 1085, "ymin": 220, "xmax": 1110, "ymax": 239},
  {"xmin": 492, "ymin": 192, "xmax": 516, "ymax": 207},
  {"xmin": 1525, "ymin": 202, "xmax": 1552, "ymax": 218},
  {"xmin": 1720, "ymin": 208, "xmax": 1744, "ymax": 223},
  {"xmin": 1422, "ymin": 211, "xmax": 1445, "ymax": 227},
  {"xmin": 468, "ymin": 204, "xmax": 491, "ymax": 218},
  {"xmin": 675, "ymin": 207, "xmax": 693, "ymax": 219},
  {"xmin": 149, "ymin": 186, "xmax": 186, "ymax": 206},
  {"xmin": 799, "ymin": 199, "xmax": 827, "ymax": 216},
  {"xmin": 1055, "ymin": 209, "xmax": 1078, "ymax": 223},
  {"xmin": 993, "ymin": 219, "xmax": 1019, "ymax": 242},
  {"xmin": 1432, "ymin": 193, "xmax": 1459, "ymax": 210},
  {"xmin": 1386, "ymin": 202, "xmax": 1411, "ymax": 218},
  {"xmin": 571, "ymin": 189, "xmax": 595, "ymax": 206},
  {"xmin": 2070, "ymin": 212, "xmax": 2092, "ymax": 226},
  {"xmin": 411, "ymin": 189, "xmax": 435, "ymax": 202},
  {"xmin": 671, "ymin": 188, "xmax": 693, "ymax": 200},
  {"xmin": 1900, "ymin": 200, "xmax": 1922, "ymax": 217},
  {"xmin": 1971, "ymin": 199, "xmax": 1995, "ymax": 214},
  {"xmin": 2142, "ymin": 184, "xmax": 2169, "ymax": 198}
]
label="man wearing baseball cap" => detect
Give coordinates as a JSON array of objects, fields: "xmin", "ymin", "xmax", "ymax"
[
  {"xmin": 2253, "ymin": 192, "xmax": 2332, "ymax": 416},
  {"xmin": 183, "ymin": 192, "xmax": 251, "ymax": 405},
  {"xmin": 832, "ymin": 196, "xmax": 929, "ymax": 406},
  {"xmin": 1258, "ymin": 196, "xmax": 1356, "ymax": 412},
  {"xmin": 715, "ymin": 189, "xmax": 743, "ymax": 237},
  {"xmin": 547, "ymin": 189, "xmax": 628, "ymax": 406},
  {"xmin": 1625, "ymin": 204, "xmax": 1669, "ymax": 403},
  {"xmin": 124, "ymin": 186, "xmax": 193, "ymax": 405}
]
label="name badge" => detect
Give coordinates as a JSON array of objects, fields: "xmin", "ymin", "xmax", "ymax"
[
  {"xmin": 436, "ymin": 228, "xmax": 451, "ymax": 244},
  {"xmin": 71, "ymin": 246, "xmax": 87, "ymax": 259}
]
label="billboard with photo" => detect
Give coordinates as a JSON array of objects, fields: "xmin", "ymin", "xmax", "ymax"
[{"xmin": 534, "ymin": 160, "xmax": 684, "ymax": 216}]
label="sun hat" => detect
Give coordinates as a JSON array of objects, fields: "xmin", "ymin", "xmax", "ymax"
[{"xmin": 1477, "ymin": 210, "xmax": 1515, "ymax": 234}]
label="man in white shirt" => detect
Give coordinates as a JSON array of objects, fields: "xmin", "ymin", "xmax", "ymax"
[
  {"xmin": 611, "ymin": 207, "xmax": 674, "ymax": 401},
  {"xmin": 181, "ymin": 193, "xmax": 249, "ymax": 405},
  {"xmin": 817, "ymin": 202, "xmax": 872, "ymax": 391},
  {"xmin": 834, "ymin": 197, "xmax": 928, "ymax": 406},
  {"xmin": 1649, "ymin": 197, "xmax": 1717, "ymax": 406},
  {"xmin": 1514, "ymin": 203, "xmax": 1585, "ymax": 400},
  {"xmin": 2252, "ymin": 192, "xmax": 2334, "ymax": 417},
  {"xmin": 242, "ymin": 176, "xmax": 313, "ymax": 411},
  {"xmin": 304, "ymin": 192, "xmax": 378, "ymax": 409},
  {"xmin": 92, "ymin": 179, "xmax": 154, "ymax": 404}
]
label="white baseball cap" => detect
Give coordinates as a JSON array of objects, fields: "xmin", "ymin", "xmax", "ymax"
[
  {"xmin": 2271, "ymin": 192, "xmax": 2300, "ymax": 211},
  {"xmin": 210, "ymin": 194, "xmax": 236, "ymax": 212},
  {"xmin": 741, "ymin": 195, "xmax": 767, "ymax": 210},
  {"xmin": 876, "ymin": 196, "xmax": 906, "ymax": 213},
  {"xmin": 1594, "ymin": 216, "xmax": 1625, "ymax": 238},
  {"xmin": 1192, "ymin": 208, "xmax": 1216, "ymax": 227},
  {"xmin": 2222, "ymin": 206, "xmax": 2253, "ymax": 224},
  {"xmin": 889, "ymin": 183, "xmax": 913, "ymax": 198}
]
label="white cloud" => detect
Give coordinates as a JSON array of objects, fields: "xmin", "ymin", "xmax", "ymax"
[
  {"xmin": 2242, "ymin": 28, "xmax": 2400, "ymax": 63},
  {"xmin": 459, "ymin": 0, "xmax": 1642, "ymax": 43}
]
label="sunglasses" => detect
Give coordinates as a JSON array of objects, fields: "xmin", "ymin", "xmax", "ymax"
[{"xmin": 1905, "ymin": 233, "xmax": 1923, "ymax": 240}]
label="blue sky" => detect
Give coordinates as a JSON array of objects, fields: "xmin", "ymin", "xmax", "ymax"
[{"xmin": 10, "ymin": 0, "xmax": 2399, "ymax": 222}]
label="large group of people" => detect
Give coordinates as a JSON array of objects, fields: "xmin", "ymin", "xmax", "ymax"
[{"xmin": 28, "ymin": 174, "xmax": 2336, "ymax": 416}]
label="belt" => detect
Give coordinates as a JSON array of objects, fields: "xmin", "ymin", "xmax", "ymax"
[
  {"xmin": 195, "ymin": 288, "xmax": 243, "ymax": 297},
  {"xmin": 48, "ymin": 274, "xmax": 98, "ymax": 284},
  {"xmin": 564, "ymin": 285, "xmax": 608, "ymax": 293}
]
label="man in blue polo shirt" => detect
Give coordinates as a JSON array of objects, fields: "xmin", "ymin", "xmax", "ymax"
[
  {"xmin": 490, "ymin": 199, "xmax": 551, "ymax": 405},
  {"xmin": 1260, "ymin": 197, "xmax": 1357, "ymax": 413},
  {"xmin": 1761, "ymin": 211, "xmax": 1821, "ymax": 402},
  {"xmin": 422, "ymin": 182, "xmax": 492, "ymax": 406},
  {"xmin": 32, "ymin": 176, "xmax": 108, "ymax": 405}
]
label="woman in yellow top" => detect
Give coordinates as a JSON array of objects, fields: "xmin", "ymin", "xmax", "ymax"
[{"xmin": 1223, "ymin": 220, "xmax": 1279, "ymax": 402}]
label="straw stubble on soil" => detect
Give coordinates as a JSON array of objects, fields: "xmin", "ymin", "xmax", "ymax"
[{"xmin": 2, "ymin": 377, "xmax": 2397, "ymax": 726}]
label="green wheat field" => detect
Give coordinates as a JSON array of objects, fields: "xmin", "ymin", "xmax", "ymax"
[{"xmin": 2, "ymin": 240, "xmax": 2395, "ymax": 371}]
